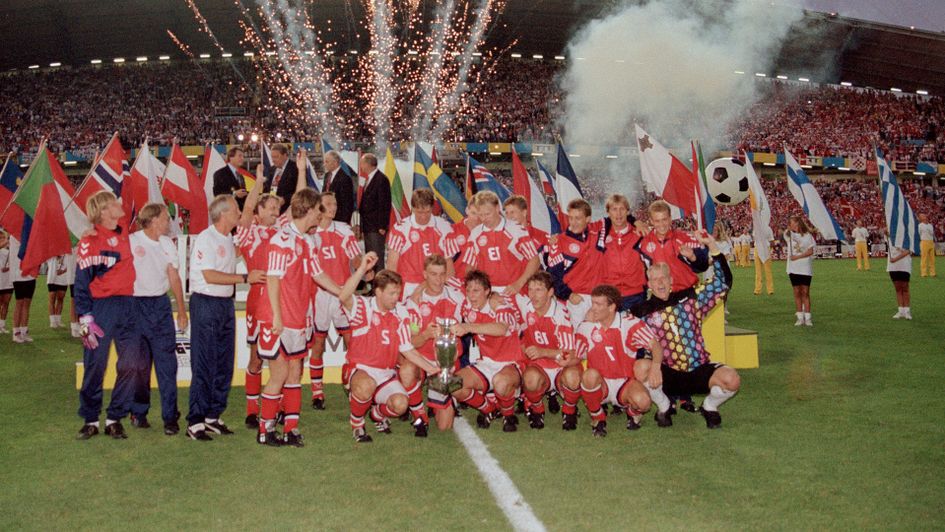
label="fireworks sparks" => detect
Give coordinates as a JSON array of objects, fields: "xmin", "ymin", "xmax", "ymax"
[
  {"xmin": 185, "ymin": 0, "xmax": 509, "ymax": 145},
  {"xmin": 167, "ymin": 30, "xmax": 194, "ymax": 58}
]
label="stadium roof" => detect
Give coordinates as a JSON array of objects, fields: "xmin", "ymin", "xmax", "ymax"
[{"xmin": 1, "ymin": 1, "xmax": 943, "ymax": 95}]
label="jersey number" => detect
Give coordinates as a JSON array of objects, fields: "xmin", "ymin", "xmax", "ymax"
[
  {"xmin": 422, "ymin": 243, "xmax": 432, "ymax": 257},
  {"xmin": 322, "ymin": 247, "xmax": 337, "ymax": 260},
  {"xmin": 487, "ymin": 246, "xmax": 501, "ymax": 261},
  {"xmin": 380, "ymin": 330, "xmax": 391, "ymax": 345},
  {"xmin": 604, "ymin": 346, "xmax": 617, "ymax": 362},
  {"xmin": 533, "ymin": 331, "xmax": 549, "ymax": 345}
]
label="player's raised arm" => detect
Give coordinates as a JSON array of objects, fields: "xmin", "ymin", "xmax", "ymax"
[{"xmin": 339, "ymin": 252, "xmax": 378, "ymax": 311}]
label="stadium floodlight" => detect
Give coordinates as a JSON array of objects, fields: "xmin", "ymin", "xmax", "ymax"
[
  {"xmin": 243, "ymin": 52, "xmax": 254, "ymax": 57},
  {"xmin": 531, "ymin": 152, "xmax": 544, "ymax": 156},
  {"xmin": 368, "ymin": 50, "xmax": 379, "ymax": 55},
  {"xmin": 890, "ymin": 87, "xmax": 902, "ymax": 92},
  {"xmin": 754, "ymin": 73, "xmax": 766, "ymax": 77},
  {"xmin": 113, "ymin": 58, "xmax": 125, "ymax": 63},
  {"xmin": 237, "ymin": 133, "xmax": 245, "ymax": 141},
  {"xmin": 276, "ymin": 132, "xmax": 282, "ymax": 139},
  {"xmin": 90, "ymin": 59, "xmax": 102, "ymax": 64},
  {"xmin": 575, "ymin": 57, "xmax": 585, "ymax": 60},
  {"xmin": 304, "ymin": 50, "xmax": 315, "ymax": 56},
  {"xmin": 917, "ymin": 90, "xmax": 929, "ymax": 95},
  {"xmin": 136, "ymin": 57, "xmax": 148, "ymax": 62},
  {"xmin": 349, "ymin": 50, "xmax": 358, "ymax": 55},
  {"xmin": 199, "ymin": 53, "xmax": 211, "ymax": 59},
  {"xmin": 801, "ymin": 164, "xmax": 813, "ymax": 169},
  {"xmin": 472, "ymin": 52, "xmax": 483, "ymax": 57},
  {"xmin": 798, "ymin": 77, "xmax": 810, "ymax": 82},
  {"xmin": 840, "ymin": 81, "xmax": 853, "ymax": 86},
  {"xmin": 265, "ymin": 51, "xmax": 276, "ymax": 56},
  {"xmin": 510, "ymin": 53, "xmax": 522, "ymax": 58},
  {"xmin": 407, "ymin": 50, "xmax": 419, "ymax": 55},
  {"xmin": 451, "ymin": 51, "xmax": 461, "ymax": 56},
  {"xmin": 430, "ymin": 51, "xmax": 440, "ymax": 56},
  {"xmin": 28, "ymin": 65, "xmax": 39, "ymax": 69},
  {"xmin": 489, "ymin": 152, "xmax": 502, "ymax": 156},
  {"xmin": 776, "ymin": 75, "xmax": 788, "ymax": 80},
  {"xmin": 186, "ymin": 155, "xmax": 199, "ymax": 159},
  {"xmin": 605, "ymin": 155, "xmax": 618, "ymax": 159},
  {"xmin": 554, "ymin": 55, "xmax": 565, "ymax": 60},
  {"xmin": 250, "ymin": 133, "xmax": 259, "ymax": 143},
  {"xmin": 533, "ymin": 54, "xmax": 544, "ymax": 59},
  {"xmin": 50, "ymin": 62, "xmax": 61, "ymax": 67},
  {"xmin": 63, "ymin": 161, "xmax": 77, "ymax": 166},
  {"xmin": 324, "ymin": 50, "xmax": 334, "ymax": 56},
  {"xmin": 159, "ymin": 55, "xmax": 170, "ymax": 60},
  {"xmin": 221, "ymin": 53, "xmax": 232, "ymax": 58},
  {"xmin": 569, "ymin": 153, "xmax": 581, "ymax": 158},
  {"xmin": 914, "ymin": 171, "xmax": 927, "ymax": 176},
  {"xmin": 763, "ymin": 162, "xmax": 776, "ymax": 167},
  {"xmin": 838, "ymin": 167, "xmax": 851, "ymax": 171},
  {"xmin": 615, "ymin": 59, "xmax": 626, "ymax": 63},
  {"xmin": 733, "ymin": 70, "xmax": 745, "ymax": 74}
]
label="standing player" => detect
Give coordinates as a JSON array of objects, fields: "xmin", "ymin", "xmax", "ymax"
[
  {"xmin": 639, "ymin": 200, "xmax": 708, "ymax": 293},
  {"xmin": 45, "ymin": 252, "xmax": 75, "ymax": 329},
  {"xmin": 338, "ymin": 255, "xmax": 440, "ymax": 443},
  {"xmin": 257, "ymin": 188, "xmax": 343, "ymax": 447},
  {"xmin": 597, "ymin": 194, "xmax": 648, "ymax": 311},
  {"xmin": 918, "ymin": 214, "xmax": 936, "ymax": 277},
  {"xmin": 450, "ymin": 270, "xmax": 526, "ymax": 432},
  {"xmin": 309, "ymin": 191, "xmax": 363, "ymax": 410},
  {"xmin": 460, "ymin": 191, "xmax": 540, "ymax": 307},
  {"xmin": 402, "ymin": 254, "xmax": 465, "ymax": 435},
  {"xmin": 785, "ymin": 215, "xmax": 816, "ymax": 326},
  {"xmin": 852, "ymin": 221, "xmax": 871, "ymax": 271},
  {"xmin": 520, "ymin": 271, "xmax": 583, "ymax": 430},
  {"xmin": 0, "ymin": 230, "xmax": 12, "ymax": 334},
  {"xmin": 633, "ymin": 233, "xmax": 741, "ymax": 429},
  {"xmin": 546, "ymin": 198, "xmax": 603, "ymax": 327},
  {"xmin": 74, "ymin": 191, "xmax": 140, "ymax": 440},
  {"xmin": 127, "ymin": 203, "xmax": 188, "ymax": 435},
  {"xmin": 234, "ymin": 167, "xmax": 282, "ymax": 429},
  {"xmin": 386, "ymin": 188, "xmax": 457, "ymax": 299},
  {"xmin": 575, "ymin": 285, "xmax": 667, "ymax": 437},
  {"xmin": 503, "ymin": 195, "xmax": 549, "ymax": 259},
  {"xmin": 8, "ymin": 236, "xmax": 36, "ymax": 343},
  {"xmin": 887, "ymin": 234, "xmax": 913, "ymax": 320}
]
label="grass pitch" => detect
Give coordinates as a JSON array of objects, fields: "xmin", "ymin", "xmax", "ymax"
[{"xmin": 1, "ymin": 259, "xmax": 943, "ymax": 530}]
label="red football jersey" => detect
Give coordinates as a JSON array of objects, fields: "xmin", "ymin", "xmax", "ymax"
[
  {"xmin": 314, "ymin": 221, "xmax": 360, "ymax": 286},
  {"xmin": 387, "ymin": 215, "xmax": 458, "ymax": 284},
  {"xmin": 345, "ymin": 295, "xmax": 414, "ymax": 369},
  {"xmin": 461, "ymin": 298, "xmax": 524, "ymax": 364},
  {"xmin": 449, "ymin": 219, "xmax": 473, "ymax": 280},
  {"xmin": 236, "ymin": 222, "xmax": 279, "ymax": 314},
  {"xmin": 461, "ymin": 217, "xmax": 538, "ymax": 288},
  {"xmin": 602, "ymin": 225, "xmax": 646, "ymax": 296},
  {"xmin": 546, "ymin": 228, "xmax": 603, "ymax": 295},
  {"xmin": 266, "ymin": 223, "xmax": 322, "ymax": 329},
  {"xmin": 575, "ymin": 314, "xmax": 655, "ymax": 380},
  {"xmin": 639, "ymin": 229, "xmax": 703, "ymax": 292},
  {"xmin": 522, "ymin": 298, "xmax": 575, "ymax": 369},
  {"xmin": 404, "ymin": 287, "xmax": 465, "ymax": 362}
]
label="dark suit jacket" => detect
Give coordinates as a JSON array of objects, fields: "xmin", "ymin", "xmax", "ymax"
[
  {"xmin": 358, "ymin": 169, "xmax": 392, "ymax": 234},
  {"xmin": 267, "ymin": 160, "xmax": 298, "ymax": 214},
  {"xmin": 212, "ymin": 165, "xmax": 246, "ymax": 210},
  {"xmin": 325, "ymin": 168, "xmax": 356, "ymax": 225}
]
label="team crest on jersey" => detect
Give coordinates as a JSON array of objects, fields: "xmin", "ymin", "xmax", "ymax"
[
  {"xmin": 107, "ymin": 237, "xmax": 118, "ymax": 247},
  {"xmin": 217, "ymin": 245, "xmax": 227, "ymax": 258},
  {"xmin": 606, "ymin": 235, "xmax": 614, "ymax": 244},
  {"xmin": 568, "ymin": 243, "xmax": 581, "ymax": 254},
  {"xmin": 420, "ymin": 304, "xmax": 432, "ymax": 317},
  {"xmin": 295, "ymin": 243, "xmax": 303, "ymax": 255},
  {"xmin": 468, "ymin": 310, "xmax": 478, "ymax": 321},
  {"xmin": 646, "ymin": 242, "xmax": 657, "ymax": 253},
  {"xmin": 455, "ymin": 234, "xmax": 466, "ymax": 246},
  {"xmin": 477, "ymin": 236, "xmax": 488, "ymax": 246},
  {"xmin": 592, "ymin": 329, "xmax": 603, "ymax": 343},
  {"xmin": 409, "ymin": 230, "xmax": 420, "ymax": 243},
  {"xmin": 134, "ymin": 246, "xmax": 146, "ymax": 258},
  {"xmin": 196, "ymin": 251, "xmax": 204, "ymax": 260},
  {"xmin": 526, "ymin": 312, "xmax": 537, "ymax": 326},
  {"xmin": 372, "ymin": 314, "xmax": 381, "ymax": 326}
]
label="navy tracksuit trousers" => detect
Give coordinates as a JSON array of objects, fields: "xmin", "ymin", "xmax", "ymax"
[
  {"xmin": 130, "ymin": 295, "xmax": 179, "ymax": 423},
  {"xmin": 186, "ymin": 293, "xmax": 235, "ymax": 426}
]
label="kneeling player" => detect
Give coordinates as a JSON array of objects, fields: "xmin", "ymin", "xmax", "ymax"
[
  {"xmin": 451, "ymin": 270, "xmax": 525, "ymax": 432},
  {"xmin": 520, "ymin": 271, "xmax": 583, "ymax": 430},
  {"xmin": 402, "ymin": 254, "xmax": 465, "ymax": 435},
  {"xmin": 575, "ymin": 285, "xmax": 669, "ymax": 437},
  {"xmin": 632, "ymin": 233, "xmax": 741, "ymax": 429},
  {"xmin": 339, "ymin": 255, "xmax": 440, "ymax": 443}
]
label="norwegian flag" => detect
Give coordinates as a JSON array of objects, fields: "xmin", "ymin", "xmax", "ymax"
[
  {"xmin": 66, "ymin": 132, "xmax": 132, "ymax": 232},
  {"xmin": 466, "ymin": 155, "xmax": 511, "ymax": 203}
]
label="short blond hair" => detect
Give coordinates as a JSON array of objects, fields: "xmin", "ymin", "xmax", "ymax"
[
  {"xmin": 646, "ymin": 262, "xmax": 672, "ymax": 280},
  {"xmin": 503, "ymin": 195, "xmax": 528, "ymax": 211},
  {"xmin": 86, "ymin": 191, "xmax": 117, "ymax": 225},
  {"xmin": 472, "ymin": 190, "xmax": 500, "ymax": 208},
  {"xmin": 647, "ymin": 199, "xmax": 672, "ymax": 217},
  {"xmin": 606, "ymin": 194, "xmax": 630, "ymax": 212},
  {"xmin": 136, "ymin": 203, "xmax": 167, "ymax": 230}
]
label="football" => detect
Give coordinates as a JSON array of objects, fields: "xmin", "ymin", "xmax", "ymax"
[{"xmin": 705, "ymin": 157, "xmax": 750, "ymax": 205}]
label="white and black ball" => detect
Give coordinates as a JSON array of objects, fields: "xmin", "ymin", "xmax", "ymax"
[{"xmin": 705, "ymin": 157, "xmax": 749, "ymax": 205}]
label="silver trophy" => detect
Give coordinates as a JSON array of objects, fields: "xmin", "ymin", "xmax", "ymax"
[{"xmin": 428, "ymin": 318, "xmax": 464, "ymax": 395}]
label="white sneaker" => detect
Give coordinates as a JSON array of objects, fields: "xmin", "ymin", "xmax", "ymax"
[
  {"xmin": 804, "ymin": 317, "xmax": 813, "ymax": 327},
  {"xmin": 794, "ymin": 317, "xmax": 804, "ymax": 326},
  {"xmin": 0, "ymin": 326, "xmax": 7, "ymax": 334},
  {"xmin": 903, "ymin": 311, "xmax": 912, "ymax": 320},
  {"xmin": 12, "ymin": 333, "xmax": 25, "ymax": 344},
  {"xmin": 892, "ymin": 311, "xmax": 902, "ymax": 319},
  {"xmin": 22, "ymin": 332, "xmax": 34, "ymax": 342}
]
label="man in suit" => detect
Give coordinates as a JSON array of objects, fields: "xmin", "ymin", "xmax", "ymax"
[
  {"xmin": 268, "ymin": 144, "xmax": 299, "ymax": 214},
  {"xmin": 323, "ymin": 150, "xmax": 355, "ymax": 225},
  {"xmin": 212, "ymin": 147, "xmax": 249, "ymax": 211},
  {"xmin": 357, "ymin": 153, "xmax": 391, "ymax": 275}
]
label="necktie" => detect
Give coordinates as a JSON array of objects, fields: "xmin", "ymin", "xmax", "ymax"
[
  {"xmin": 234, "ymin": 167, "xmax": 245, "ymax": 190},
  {"xmin": 324, "ymin": 171, "xmax": 333, "ymax": 191},
  {"xmin": 273, "ymin": 167, "xmax": 284, "ymax": 189}
]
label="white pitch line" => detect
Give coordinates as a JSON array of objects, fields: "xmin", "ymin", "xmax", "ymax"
[{"xmin": 453, "ymin": 417, "xmax": 546, "ymax": 532}]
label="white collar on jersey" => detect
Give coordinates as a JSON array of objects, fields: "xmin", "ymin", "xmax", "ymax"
[{"xmin": 410, "ymin": 214, "xmax": 435, "ymax": 229}]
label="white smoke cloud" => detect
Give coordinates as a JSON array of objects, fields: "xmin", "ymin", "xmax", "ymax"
[{"xmin": 559, "ymin": 0, "xmax": 807, "ymax": 202}]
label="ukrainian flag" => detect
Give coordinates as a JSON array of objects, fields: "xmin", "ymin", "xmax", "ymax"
[{"xmin": 413, "ymin": 143, "xmax": 466, "ymax": 222}]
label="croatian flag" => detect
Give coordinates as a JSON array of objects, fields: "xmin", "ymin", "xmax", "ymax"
[
  {"xmin": 877, "ymin": 148, "xmax": 921, "ymax": 254},
  {"xmin": 784, "ymin": 146, "xmax": 845, "ymax": 241}
]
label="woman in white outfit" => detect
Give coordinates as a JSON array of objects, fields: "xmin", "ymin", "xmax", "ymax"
[
  {"xmin": 886, "ymin": 231, "xmax": 913, "ymax": 320},
  {"xmin": 785, "ymin": 215, "xmax": 816, "ymax": 326}
]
